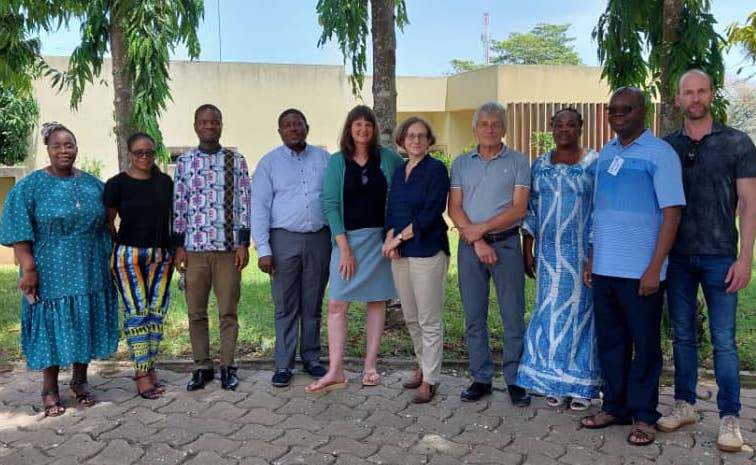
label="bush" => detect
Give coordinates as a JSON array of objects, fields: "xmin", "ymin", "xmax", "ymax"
[
  {"xmin": 0, "ymin": 86, "xmax": 38, "ymax": 166},
  {"xmin": 531, "ymin": 131, "xmax": 555, "ymax": 155},
  {"xmin": 78, "ymin": 158, "xmax": 104, "ymax": 179}
]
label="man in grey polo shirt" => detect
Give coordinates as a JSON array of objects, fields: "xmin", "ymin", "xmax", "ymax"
[{"xmin": 448, "ymin": 101, "xmax": 531, "ymax": 406}]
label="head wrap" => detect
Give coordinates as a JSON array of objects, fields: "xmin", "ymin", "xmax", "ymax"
[{"xmin": 41, "ymin": 122, "xmax": 76, "ymax": 146}]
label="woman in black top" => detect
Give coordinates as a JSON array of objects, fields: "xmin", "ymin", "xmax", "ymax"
[{"xmin": 104, "ymin": 133, "xmax": 174, "ymax": 399}]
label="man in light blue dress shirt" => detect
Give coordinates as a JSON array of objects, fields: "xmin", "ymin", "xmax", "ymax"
[
  {"xmin": 581, "ymin": 88, "xmax": 685, "ymax": 446},
  {"xmin": 251, "ymin": 109, "xmax": 331, "ymax": 387}
]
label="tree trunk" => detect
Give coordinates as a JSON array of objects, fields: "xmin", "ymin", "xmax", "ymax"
[
  {"xmin": 660, "ymin": 0, "xmax": 683, "ymax": 136},
  {"xmin": 371, "ymin": 0, "xmax": 397, "ymax": 149},
  {"xmin": 109, "ymin": 18, "xmax": 135, "ymax": 172}
]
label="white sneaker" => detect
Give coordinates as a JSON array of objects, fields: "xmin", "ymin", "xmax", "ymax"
[
  {"xmin": 717, "ymin": 415, "xmax": 744, "ymax": 453},
  {"xmin": 656, "ymin": 400, "xmax": 697, "ymax": 432}
]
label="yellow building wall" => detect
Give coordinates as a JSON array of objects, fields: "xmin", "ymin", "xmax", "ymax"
[
  {"xmin": 497, "ymin": 65, "xmax": 611, "ymax": 103},
  {"xmin": 30, "ymin": 58, "xmax": 611, "ymax": 179}
]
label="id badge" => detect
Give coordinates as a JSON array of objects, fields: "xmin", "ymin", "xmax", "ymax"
[{"xmin": 607, "ymin": 155, "xmax": 624, "ymax": 176}]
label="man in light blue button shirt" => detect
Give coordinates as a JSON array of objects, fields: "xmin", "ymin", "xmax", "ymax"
[
  {"xmin": 581, "ymin": 88, "xmax": 684, "ymax": 445},
  {"xmin": 251, "ymin": 109, "xmax": 331, "ymax": 387}
]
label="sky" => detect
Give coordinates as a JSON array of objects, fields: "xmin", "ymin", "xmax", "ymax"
[{"xmin": 39, "ymin": 0, "xmax": 754, "ymax": 78}]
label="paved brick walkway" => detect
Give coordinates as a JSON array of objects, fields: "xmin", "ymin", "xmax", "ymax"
[{"xmin": 0, "ymin": 365, "xmax": 754, "ymax": 464}]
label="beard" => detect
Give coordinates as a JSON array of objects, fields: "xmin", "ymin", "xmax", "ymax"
[{"xmin": 684, "ymin": 103, "xmax": 711, "ymax": 120}]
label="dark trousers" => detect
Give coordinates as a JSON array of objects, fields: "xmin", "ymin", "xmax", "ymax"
[
  {"xmin": 592, "ymin": 274, "xmax": 663, "ymax": 424},
  {"xmin": 458, "ymin": 236, "xmax": 526, "ymax": 385},
  {"xmin": 270, "ymin": 228, "xmax": 331, "ymax": 370}
]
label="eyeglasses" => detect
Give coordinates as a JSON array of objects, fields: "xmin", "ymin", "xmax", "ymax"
[
  {"xmin": 406, "ymin": 133, "xmax": 428, "ymax": 142},
  {"xmin": 685, "ymin": 140, "xmax": 699, "ymax": 167},
  {"xmin": 131, "ymin": 150, "xmax": 156, "ymax": 159},
  {"xmin": 607, "ymin": 105, "xmax": 639, "ymax": 116}
]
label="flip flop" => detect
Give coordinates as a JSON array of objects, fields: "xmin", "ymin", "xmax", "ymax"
[
  {"xmin": 627, "ymin": 422, "xmax": 656, "ymax": 446},
  {"xmin": 580, "ymin": 411, "xmax": 631, "ymax": 429},
  {"xmin": 305, "ymin": 379, "xmax": 347, "ymax": 394},
  {"xmin": 361, "ymin": 370, "xmax": 381, "ymax": 387}
]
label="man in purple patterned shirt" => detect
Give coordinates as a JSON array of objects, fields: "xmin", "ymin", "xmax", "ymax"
[{"xmin": 173, "ymin": 104, "xmax": 251, "ymax": 392}]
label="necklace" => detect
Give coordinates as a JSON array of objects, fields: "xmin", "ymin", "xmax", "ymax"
[{"xmin": 71, "ymin": 177, "xmax": 82, "ymax": 209}]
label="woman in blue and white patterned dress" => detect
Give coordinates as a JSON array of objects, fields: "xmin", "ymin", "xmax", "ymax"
[{"xmin": 515, "ymin": 108, "xmax": 601, "ymax": 410}]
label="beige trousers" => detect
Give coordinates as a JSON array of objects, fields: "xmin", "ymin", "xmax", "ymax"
[
  {"xmin": 391, "ymin": 251, "xmax": 449, "ymax": 385},
  {"xmin": 185, "ymin": 251, "xmax": 241, "ymax": 368}
]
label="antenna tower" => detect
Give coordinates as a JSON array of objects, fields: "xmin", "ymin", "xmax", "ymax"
[{"xmin": 482, "ymin": 12, "xmax": 491, "ymax": 65}]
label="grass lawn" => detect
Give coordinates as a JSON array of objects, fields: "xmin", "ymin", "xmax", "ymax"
[{"xmin": 0, "ymin": 234, "xmax": 754, "ymax": 370}]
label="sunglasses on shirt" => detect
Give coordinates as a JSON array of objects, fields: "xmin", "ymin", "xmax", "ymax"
[{"xmin": 685, "ymin": 141, "xmax": 699, "ymax": 167}]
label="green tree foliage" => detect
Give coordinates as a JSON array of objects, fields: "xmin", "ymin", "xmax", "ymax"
[
  {"xmin": 0, "ymin": 85, "xmax": 38, "ymax": 166},
  {"xmin": 593, "ymin": 0, "xmax": 726, "ymax": 129},
  {"xmin": 1, "ymin": 1, "xmax": 203, "ymax": 168},
  {"xmin": 727, "ymin": 11, "xmax": 756, "ymax": 74},
  {"xmin": 0, "ymin": 1, "xmax": 75, "ymax": 94},
  {"xmin": 492, "ymin": 23, "xmax": 582, "ymax": 66},
  {"xmin": 49, "ymin": 0, "xmax": 203, "ymax": 166},
  {"xmin": 316, "ymin": 0, "xmax": 408, "ymax": 94},
  {"xmin": 447, "ymin": 59, "xmax": 484, "ymax": 74},
  {"xmin": 448, "ymin": 23, "xmax": 580, "ymax": 74}
]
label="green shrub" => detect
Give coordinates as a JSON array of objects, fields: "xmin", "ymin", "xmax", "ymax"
[{"xmin": 0, "ymin": 86, "xmax": 38, "ymax": 166}]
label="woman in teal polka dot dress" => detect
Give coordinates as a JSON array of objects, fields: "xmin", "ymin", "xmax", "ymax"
[{"xmin": 0, "ymin": 123, "xmax": 119, "ymax": 417}]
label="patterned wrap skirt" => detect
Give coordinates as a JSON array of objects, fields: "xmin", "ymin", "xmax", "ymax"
[{"xmin": 111, "ymin": 245, "xmax": 174, "ymax": 371}]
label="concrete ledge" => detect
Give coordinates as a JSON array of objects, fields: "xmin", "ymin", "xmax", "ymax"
[{"xmin": 2, "ymin": 357, "xmax": 755, "ymax": 388}]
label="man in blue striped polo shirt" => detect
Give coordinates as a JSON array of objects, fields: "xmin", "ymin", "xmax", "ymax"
[{"xmin": 580, "ymin": 87, "xmax": 685, "ymax": 446}]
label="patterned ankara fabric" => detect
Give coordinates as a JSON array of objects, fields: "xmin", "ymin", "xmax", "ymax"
[
  {"xmin": 515, "ymin": 151, "xmax": 602, "ymax": 400},
  {"xmin": 0, "ymin": 170, "xmax": 119, "ymax": 370},
  {"xmin": 111, "ymin": 245, "xmax": 174, "ymax": 372},
  {"xmin": 173, "ymin": 147, "xmax": 251, "ymax": 252}
]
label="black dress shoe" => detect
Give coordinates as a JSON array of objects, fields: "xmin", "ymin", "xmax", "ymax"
[
  {"xmin": 271, "ymin": 369, "xmax": 293, "ymax": 387},
  {"xmin": 508, "ymin": 384, "xmax": 531, "ymax": 407},
  {"xmin": 220, "ymin": 366, "xmax": 239, "ymax": 391},
  {"xmin": 186, "ymin": 368, "xmax": 214, "ymax": 391},
  {"xmin": 461, "ymin": 382, "xmax": 493, "ymax": 402},
  {"xmin": 302, "ymin": 363, "xmax": 327, "ymax": 379}
]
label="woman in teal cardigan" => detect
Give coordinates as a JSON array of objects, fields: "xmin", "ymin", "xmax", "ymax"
[{"xmin": 306, "ymin": 105, "xmax": 404, "ymax": 393}]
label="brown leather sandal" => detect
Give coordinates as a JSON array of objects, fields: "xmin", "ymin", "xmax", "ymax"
[
  {"xmin": 133, "ymin": 373, "xmax": 162, "ymax": 400},
  {"xmin": 148, "ymin": 368, "xmax": 166, "ymax": 394},
  {"xmin": 69, "ymin": 381, "xmax": 97, "ymax": 407},
  {"xmin": 41, "ymin": 389, "xmax": 66, "ymax": 417}
]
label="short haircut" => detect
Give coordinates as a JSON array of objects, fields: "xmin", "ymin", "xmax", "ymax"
[
  {"xmin": 278, "ymin": 108, "xmax": 308, "ymax": 127},
  {"xmin": 551, "ymin": 107, "xmax": 583, "ymax": 127},
  {"xmin": 678, "ymin": 68, "xmax": 714, "ymax": 92},
  {"xmin": 394, "ymin": 116, "xmax": 437, "ymax": 148},
  {"xmin": 472, "ymin": 101, "xmax": 507, "ymax": 130},
  {"xmin": 611, "ymin": 86, "xmax": 646, "ymax": 109},
  {"xmin": 126, "ymin": 132, "xmax": 155, "ymax": 151},
  {"xmin": 339, "ymin": 105, "xmax": 380, "ymax": 158},
  {"xmin": 194, "ymin": 104, "xmax": 222, "ymax": 122},
  {"xmin": 41, "ymin": 121, "xmax": 77, "ymax": 146}
]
